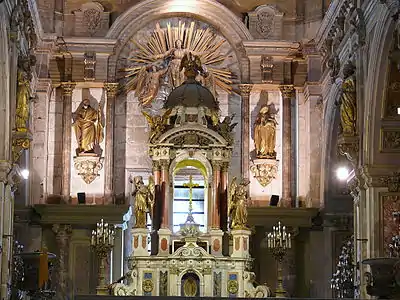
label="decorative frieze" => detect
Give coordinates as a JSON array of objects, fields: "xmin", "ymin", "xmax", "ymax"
[
  {"xmin": 380, "ymin": 172, "xmax": 400, "ymax": 192},
  {"xmin": 381, "ymin": 130, "xmax": 400, "ymax": 152}
]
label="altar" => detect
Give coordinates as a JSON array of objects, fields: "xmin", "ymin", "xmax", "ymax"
[{"xmin": 109, "ymin": 50, "xmax": 271, "ymax": 298}]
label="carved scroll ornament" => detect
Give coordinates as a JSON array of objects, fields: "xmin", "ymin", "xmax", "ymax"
[
  {"xmin": 73, "ymin": 156, "xmax": 104, "ymax": 184},
  {"xmin": 250, "ymin": 162, "xmax": 278, "ymax": 187}
]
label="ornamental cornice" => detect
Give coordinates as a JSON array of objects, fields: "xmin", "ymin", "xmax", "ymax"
[
  {"xmin": 60, "ymin": 37, "xmax": 117, "ymax": 55},
  {"xmin": 358, "ymin": 165, "xmax": 400, "ymax": 188},
  {"xmin": 243, "ymin": 40, "xmax": 301, "ymax": 57},
  {"xmin": 303, "ymin": 82, "xmax": 322, "ymax": 100}
]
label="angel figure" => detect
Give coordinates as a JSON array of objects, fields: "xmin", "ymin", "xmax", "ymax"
[
  {"xmin": 216, "ymin": 114, "xmax": 237, "ymax": 145},
  {"xmin": 135, "ymin": 65, "xmax": 168, "ymax": 107},
  {"xmin": 123, "ymin": 22, "xmax": 234, "ymax": 98},
  {"xmin": 132, "ymin": 176, "xmax": 155, "ymax": 228},
  {"xmin": 228, "ymin": 177, "xmax": 250, "ymax": 230},
  {"xmin": 142, "ymin": 109, "xmax": 172, "ymax": 142}
]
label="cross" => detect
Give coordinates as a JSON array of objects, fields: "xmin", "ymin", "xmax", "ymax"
[{"xmin": 183, "ymin": 175, "xmax": 199, "ymax": 213}]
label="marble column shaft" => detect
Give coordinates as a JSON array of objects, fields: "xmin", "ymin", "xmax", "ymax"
[
  {"xmin": 0, "ymin": 181, "xmax": 13, "ymax": 299},
  {"xmin": 61, "ymin": 83, "xmax": 75, "ymax": 202},
  {"xmin": 280, "ymin": 85, "xmax": 295, "ymax": 207},
  {"xmin": 53, "ymin": 224, "xmax": 72, "ymax": 300},
  {"xmin": 211, "ymin": 162, "xmax": 221, "ymax": 229},
  {"xmin": 220, "ymin": 163, "xmax": 228, "ymax": 231},
  {"xmin": 104, "ymin": 83, "xmax": 119, "ymax": 204},
  {"xmin": 160, "ymin": 161, "xmax": 170, "ymax": 229},
  {"xmin": 153, "ymin": 162, "xmax": 161, "ymax": 230},
  {"xmin": 238, "ymin": 84, "xmax": 253, "ymax": 182}
]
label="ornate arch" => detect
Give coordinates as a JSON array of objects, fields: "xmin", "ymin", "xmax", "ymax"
[
  {"xmin": 106, "ymin": 0, "xmax": 252, "ymax": 82},
  {"xmin": 157, "ymin": 125, "xmax": 228, "ymax": 146},
  {"xmin": 363, "ymin": 3, "xmax": 399, "ymax": 164}
]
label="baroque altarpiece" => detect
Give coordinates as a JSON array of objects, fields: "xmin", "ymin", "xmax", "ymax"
[{"xmin": 8, "ymin": 0, "xmax": 334, "ymax": 298}]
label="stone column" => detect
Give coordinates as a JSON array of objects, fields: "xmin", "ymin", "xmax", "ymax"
[
  {"xmin": 103, "ymin": 83, "xmax": 119, "ymax": 204},
  {"xmin": 53, "ymin": 224, "xmax": 72, "ymax": 300},
  {"xmin": 220, "ymin": 163, "xmax": 229, "ymax": 231},
  {"xmin": 160, "ymin": 160, "xmax": 170, "ymax": 229},
  {"xmin": 279, "ymin": 85, "xmax": 295, "ymax": 207},
  {"xmin": 211, "ymin": 161, "xmax": 221, "ymax": 229},
  {"xmin": 61, "ymin": 83, "xmax": 75, "ymax": 203},
  {"xmin": 0, "ymin": 162, "xmax": 14, "ymax": 299},
  {"xmin": 238, "ymin": 84, "xmax": 253, "ymax": 182}
]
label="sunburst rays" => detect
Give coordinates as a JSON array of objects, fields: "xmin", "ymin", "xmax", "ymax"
[{"xmin": 121, "ymin": 21, "xmax": 234, "ymax": 95}]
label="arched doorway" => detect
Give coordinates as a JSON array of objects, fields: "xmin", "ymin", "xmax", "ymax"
[{"xmin": 172, "ymin": 160, "xmax": 208, "ymax": 233}]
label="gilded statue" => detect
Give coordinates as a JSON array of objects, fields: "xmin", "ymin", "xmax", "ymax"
[
  {"xmin": 228, "ymin": 177, "xmax": 250, "ymax": 230},
  {"xmin": 142, "ymin": 109, "xmax": 172, "ymax": 143},
  {"xmin": 15, "ymin": 68, "xmax": 32, "ymax": 132},
  {"xmin": 337, "ymin": 61, "xmax": 357, "ymax": 136},
  {"xmin": 72, "ymin": 99, "xmax": 104, "ymax": 155},
  {"xmin": 123, "ymin": 21, "xmax": 233, "ymax": 106},
  {"xmin": 132, "ymin": 176, "xmax": 155, "ymax": 228},
  {"xmin": 135, "ymin": 65, "xmax": 168, "ymax": 107},
  {"xmin": 254, "ymin": 106, "xmax": 278, "ymax": 159}
]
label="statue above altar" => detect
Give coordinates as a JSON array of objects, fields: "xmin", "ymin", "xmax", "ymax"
[{"xmin": 121, "ymin": 20, "xmax": 234, "ymax": 108}]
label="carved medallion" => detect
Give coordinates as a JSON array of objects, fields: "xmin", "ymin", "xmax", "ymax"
[
  {"xmin": 227, "ymin": 280, "xmax": 239, "ymax": 294},
  {"xmin": 73, "ymin": 156, "xmax": 104, "ymax": 184},
  {"xmin": 256, "ymin": 12, "xmax": 274, "ymax": 38},
  {"xmin": 142, "ymin": 279, "xmax": 154, "ymax": 293},
  {"xmin": 250, "ymin": 160, "xmax": 278, "ymax": 187}
]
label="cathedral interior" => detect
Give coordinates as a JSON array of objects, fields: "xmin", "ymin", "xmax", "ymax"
[{"xmin": 1, "ymin": 0, "xmax": 400, "ymax": 299}]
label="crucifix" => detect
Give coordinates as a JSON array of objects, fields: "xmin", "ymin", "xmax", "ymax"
[{"xmin": 183, "ymin": 175, "xmax": 199, "ymax": 213}]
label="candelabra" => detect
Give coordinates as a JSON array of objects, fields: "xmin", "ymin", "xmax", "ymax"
[
  {"xmin": 91, "ymin": 219, "xmax": 115, "ymax": 295},
  {"xmin": 266, "ymin": 221, "xmax": 291, "ymax": 298}
]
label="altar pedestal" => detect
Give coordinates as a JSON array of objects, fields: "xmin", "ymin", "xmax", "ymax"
[
  {"xmin": 158, "ymin": 228, "xmax": 172, "ymax": 256},
  {"xmin": 231, "ymin": 229, "xmax": 251, "ymax": 258},
  {"xmin": 131, "ymin": 228, "xmax": 149, "ymax": 257},
  {"xmin": 210, "ymin": 229, "xmax": 224, "ymax": 256}
]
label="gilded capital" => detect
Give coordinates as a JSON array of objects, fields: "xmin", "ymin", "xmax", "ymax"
[
  {"xmin": 238, "ymin": 84, "xmax": 253, "ymax": 96},
  {"xmin": 279, "ymin": 85, "xmax": 295, "ymax": 99},
  {"xmin": 212, "ymin": 160, "xmax": 223, "ymax": 170},
  {"xmin": 153, "ymin": 160, "xmax": 161, "ymax": 171},
  {"xmin": 61, "ymin": 82, "xmax": 76, "ymax": 96},
  {"xmin": 160, "ymin": 159, "xmax": 170, "ymax": 170},
  {"xmin": 104, "ymin": 82, "xmax": 119, "ymax": 97}
]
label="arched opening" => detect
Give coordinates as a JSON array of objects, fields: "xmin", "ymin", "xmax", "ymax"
[{"xmin": 172, "ymin": 160, "xmax": 208, "ymax": 233}]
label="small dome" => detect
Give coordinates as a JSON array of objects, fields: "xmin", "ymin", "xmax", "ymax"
[{"xmin": 164, "ymin": 79, "xmax": 218, "ymax": 110}]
